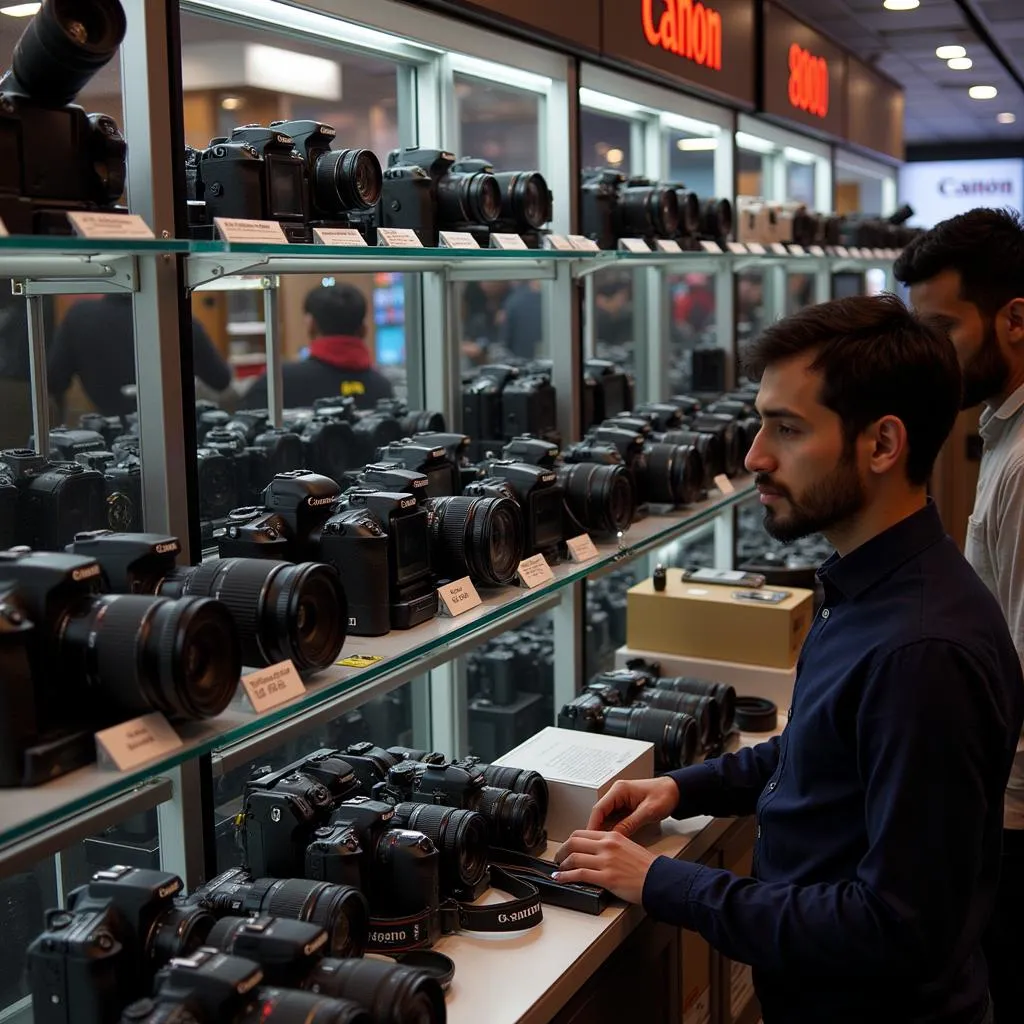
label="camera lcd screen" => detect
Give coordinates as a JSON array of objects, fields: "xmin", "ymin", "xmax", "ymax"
[
  {"xmin": 392, "ymin": 514, "xmax": 430, "ymax": 584},
  {"xmin": 531, "ymin": 488, "xmax": 563, "ymax": 550},
  {"xmin": 267, "ymin": 159, "xmax": 305, "ymax": 219}
]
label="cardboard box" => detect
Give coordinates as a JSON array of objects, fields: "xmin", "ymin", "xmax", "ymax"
[
  {"xmin": 493, "ymin": 727, "xmax": 654, "ymax": 843},
  {"xmin": 627, "ymin": 570, "xmax": 814, "ymax": 669}
]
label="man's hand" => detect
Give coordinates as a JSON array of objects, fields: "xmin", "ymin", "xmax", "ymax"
[
  {"xmin": 586, "ymin": 776, "xmax": 680, "ymax": 836},
  {"xmin": 552, "ymin": 830, "xmax": 658, "ymax": 904}
]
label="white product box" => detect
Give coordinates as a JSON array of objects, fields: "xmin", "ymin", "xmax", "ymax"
[{"xmin": 494, "ymin": 727, "xmax": 654, "ymax": 842}]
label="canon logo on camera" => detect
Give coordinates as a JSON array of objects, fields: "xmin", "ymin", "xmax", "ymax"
[
  {"xmin": 71, "ymin": 565, "xmax": 102, "ymax": 582},
  {"xmin": 154, "ymin": 541, "xmax": 179, "ymax": 555},
  {"xmin": 306, "ymin": 496, "xmax": 334, "ymax": 507},
  {"xmin": 938, "ymin": 177, "xmax": 1014, "ymax": 197}
]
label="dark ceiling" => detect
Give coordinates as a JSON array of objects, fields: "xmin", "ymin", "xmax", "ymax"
[{"xmin": 780, "ymin": 0, "xmax": 1024, "ymax": 146}]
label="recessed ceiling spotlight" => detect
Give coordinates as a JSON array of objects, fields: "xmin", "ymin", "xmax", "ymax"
[
  {"xmin": 220, "ymin": 96, "xmax": 244, "ymax": 111},
  {"xmin": 936, "ymin": 45, "xmax": 967, "ymax": 59},
  {"xmin": 883, "ymin": 0, "xmax": 919, "ymax": 10},
  {"xmin": 0, "ymin": 3, "xmax": 41, "ymax": 15},
  {"xmin": 947, "ymin": 57, "xmax": 973, "ymax": 70},
  {"xmin": 969, "ymin": 85, "xmax": 998, "ymax": 100},
  {"xmin": 997, "ymin": 112, "xmax": 1017, "ymax": 124}
]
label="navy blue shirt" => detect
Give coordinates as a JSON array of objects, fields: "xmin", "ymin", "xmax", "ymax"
[{"xmin": 643, "ymin": 502, "xmax": 1024, "ymax": 1024}]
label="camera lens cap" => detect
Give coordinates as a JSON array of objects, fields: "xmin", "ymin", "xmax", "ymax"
[
  {"xmin": 391, "ymin": 951, "xmax": 456, "ymax": 990},
  {"xmin": 734, "ymin": 696, "xmax": 778, "ymax": 733}
]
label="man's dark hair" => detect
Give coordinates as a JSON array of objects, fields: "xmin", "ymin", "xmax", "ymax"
[
  {"xmin": 304, "ymin": 283, "xmax": 367, "ymax": 336},
  {"xmin": 743, "ymin": 293, "xmax": 961, "ymax": 486},
  {"xmin": 893, "ymin": 207, "xmax": 1024, "ymax": 316}
]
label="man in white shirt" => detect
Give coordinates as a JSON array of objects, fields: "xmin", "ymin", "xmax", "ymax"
[{"xmin": 896, "ymin": 208, "xmax": 1024, "ymax": 1024}]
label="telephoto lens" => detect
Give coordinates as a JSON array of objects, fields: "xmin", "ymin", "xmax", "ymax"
[
  {"xmin": 189, "ymin": 870, "xmax": 369, "ymax": 959},
  {"xmin": 640, "ymin": 441, "xmax": 705, "ymax": 506},
  {"xmin": 424, "ymin": 493, "xmax": 524, "ymax": 587},
  {"xmin": 158, "ymin": 558, "xmax": 348, "ymax": 675},
  {"xmin": 648, "ymin": 676, "xmax": 736, "ymax": 733},
  {"xmin": 494, "ymin": 170, "xmax": 552, "ymax": 230},
  {"xmin": 660, "ymin": 428, "xmax": 724, "ymax": 488},
  {"xmin": 555, "ymin": 461, "xmax": 636, "ymax": 537},
  {"xmin": 469, "ymin": 762, "xmax": 549, "ymax": 821},
  {"xmin": 636, "ymin": 689, "xmax": 721, "ymax": 752}
]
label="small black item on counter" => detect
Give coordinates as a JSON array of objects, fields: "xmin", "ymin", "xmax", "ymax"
[
  {"xmin": 734, "ymin": 696, "xmax": 778, "ymax": 733},
  {"xmin": 653, "ymin": 564, "xmax": 667, "ymax": 592}
]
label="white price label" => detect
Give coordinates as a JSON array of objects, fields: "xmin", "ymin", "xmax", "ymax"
[
  {"xmin": 700, "ymin": 239, "xmax": 723, "ymax": 254},
  {"xmin": 618, "ymin": 237, "xmax": 650, "ymax": 253},
  {"xmin": 95, "ymin": 713, "xmax": 183, "ymax": 771},
  {"xmin": 241, "ymin": 659, "xmax": 306, "ymax": 713},
  {"xmin": 714, "ymin": 473, "xmax": 736, "ymax": 495},
  {"xmin": 873, "ymin": 248, "xmax": 887, "ymax": 260},
  {"xmin": 566, "ymin": 533, "xmax": 599, "ymax": 564},
  {"xmin": 655, "ymin": 238, "xmax": 683, "ymax": 253},
  {"xmin": 769, "ymin": 243, "xmax": 789, "ymax": 256},
  {"xmin": 437, "ymin": 576, "xmax": 482, "ymax": 617},
  {"xmin": 439, "ymin": 230, "xmax": 480, "ymax": 249},
  {"xmin": 834, "ymin": 245, "xmax": 850, "ymax": 258},
  {"xmin": 808, "ymin": 245, "xmax": 826, "ymax": 257},
  {"xmin": 214, "ymin": 217, "xmax": 288, "ymax": 245},
  {"xmin": 543, "ymin": 234, "xmax": 574, "ymax": 251},
  {"xmin": 0, "ymin": 218, "xmax": 9, "ymax": 237},
  {"xmin": 745, "ymin": 242, "xmax": 767, "ymax": 255},
  {"xmin": 787, "ymin": 244, "xmax": 807, "ymax": 256},
  {"xmin": 726, "ymin": 241, "xmax": 747, "ymax": 255},
  {"xmin": 68, "ymin": 211, "xmax": 155, "ymax": 240},
  {"xmin": 313, "ymin": 227, "xmax": 367, "ymax": 246},
  {"xmin": 376, "ymin": 227, "xmax": 423, "ymax": 248},
  {"xmin": 517, "ymin": 553, "xmax": 555, "ymax": 589},
  {"xmin": 491, "ymin": 233, "xmax": 529, "ymax": 250},
  {"xmin": 568, "ymin": 234, "xmax": 601, "ymax": 252}
]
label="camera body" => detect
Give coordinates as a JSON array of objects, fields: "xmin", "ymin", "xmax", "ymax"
[
  {"xmin": 579, "ymin": 168, "xmax": 682, "ymax": 249},
  {"xmin": 583, "ymin": 359, "xmax": 635, "ymax": 430},
  {"xmin": 373, "ymin": 437, "xmax": 460, "ymax": 498},
  {"xmin": 471, "ymin": 459, "xmax": 563, "ymax": 563},
  {"xmin": 462, "ymin": 364, "xmax": 559, "ymax": 461},
  {"xmin": 450, "ymin": 158, "xmax": 553, "ymax": 247}
]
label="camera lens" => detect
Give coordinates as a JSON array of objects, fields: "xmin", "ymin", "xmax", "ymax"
[
  {"xmin": 661, "ymin": 429, "xmax": 723, "ymax": 487},
  {"xmin": 146, "ymin": 904, "xmax": 216, "ymax": 970},
  {"xmin": 701, "ymin": 197, "xmax": 733, "ymax": 240},
  {"xmin": 302, "ymin": 957, "xmax": 446, "ymax": 1024},
  {"xmin": 438, "ymin": 170, "xmax": 503, "ymax": 226},
  {"xmin": 60, "ymin": 593, "xmax": 240, "ymax": 720},
  {"xmin": 161, "ymin": 559, "xmax": 348, "ymax": 674},
  {"xmin": 476, "ymin": 787, "xmax": 545, "ymax": 853},
  {"xmin": 12, "ymin": 0, "xmax": 127, "ymax": 106},
  {"xmin": 477, "ymin": 764, "xmax": 549, "ymax": 820},
  {"xmin": 556, "ymin": 462, "xmax": 635, "ymax": 536},
  {"xmin": 205, "ymin": 915, "xmax": 328, "ymax": 978},
  {"xmin": 640, "ymin": 689, "xmax": 721, "ymax": 751},
  {"xmin": 315, "ymin": 148, "xmax": 383, "ymax": 212},
  {"xmin": 400, "ymin": 410, "xmax": 446, "ymax": 435},
  {"xmin": 426, "ymin": 495, "xmax": 524, "ymax": 588},
  {"xmin": 620, "ymin": 184, "xmax": 679, "ymax": 238},
  {"xmin": 674, "ymin": 188, "xmax": 701, "ymax": 236},
  {"xmin": 391, "ymin": 803, "xmax": 489, "ymax": 895},
  {"xmin": 652, "ymin": 677, "xmax": 736, "ymax": 732},
  {"xmin": 640, "ymin": 442, "xmax": 703, "ymax": 506},
  {"xmin": 602, "ymin": 706, "xmax": 697, "ymax": 771},
  {"xmin": 495, "ymin": 171, "xmax": 550, "ymax": 230},
  {"xmin": 244, "ymin": 988, "xmax": 370, "ymax": 1024}
]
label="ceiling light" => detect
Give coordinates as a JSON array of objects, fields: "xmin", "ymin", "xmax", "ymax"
[
  {"xmin": 935, "ymin": 45, "xmax": 966, "ymax": 60},
  {"xmin": 0, "ymin": 3, "xmax": 41, "ymax": 15},
  {"xmin": 735, "ymin": 131, "xmax": 775, "ymax": 154},
  {"xmin": 220, "ymin": 96, "xmax": 243, "ymax": 111},
  {"xmin": 883, "ymin": 0, "xmax": 919, "ymax": 9},
  {"xmin": 677, "ymin": 138, "xmax": 717, "ymax": 151},
  {"xmin": 783, "ymin": 146, "xmax": 817, "ymax": 165},
  {"xmin": 947, "ymin": 57, "xmax": 973, "ymax": 70},
  {"xmin": 969, "ymin": 85, "xmax": 998, "ymax": 100},
  {"xmin": 606, "ymin": 148, "xmax": 625, "ymax": 165},
  {"xmin": 997, "ymin": 112, "xmax": 1017, "ymax": 124}
]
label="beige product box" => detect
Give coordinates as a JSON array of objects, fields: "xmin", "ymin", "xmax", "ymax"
[
  {"xmin": 627, "ymin": 569, "xmax": 814, "ymax": 670},
  {"xmin": 493, "ymin": 727, "xmax": 654, "ymax": 843}
]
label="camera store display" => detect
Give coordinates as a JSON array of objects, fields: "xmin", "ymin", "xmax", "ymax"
[{"xmin": 449, "ymin": 160, "xmax": 553, "ymax": 247}]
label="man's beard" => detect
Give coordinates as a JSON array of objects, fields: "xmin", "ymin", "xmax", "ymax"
[
  {"xmin": 962, "ymin": 318, "xmax": 1010, "ymax": 409},
  {"xmin": 757, "ymin": 451, "xmax": 866, "ymax": 544}
]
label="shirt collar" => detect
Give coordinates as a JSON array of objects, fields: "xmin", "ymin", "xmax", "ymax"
[
  {"xmin": 816, "ymin": 501, "xmax": 946, "ymax": 603},
  {"xmin": 980, "ymin": 381, "xmax": 1024, "ymax": 443}
]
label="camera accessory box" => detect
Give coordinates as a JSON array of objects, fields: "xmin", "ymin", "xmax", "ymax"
[
  {"xmin": 493, "ymin": 727, "xmax": 654, "ymax": 843},
  {"xmin": 627, "ymin": 569, "xmax": 813, "ymax": 670}
]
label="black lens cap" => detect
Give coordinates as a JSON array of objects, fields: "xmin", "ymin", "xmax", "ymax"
[
  {"xmin": 734, "ymin": 696, "xmax": 778, "ymax": 733},
  {"xmin": 389, "ymin": 951, "xmax": 456, "ymax": 989}
]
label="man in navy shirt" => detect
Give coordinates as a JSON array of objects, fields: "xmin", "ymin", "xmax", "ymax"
[{"xmin": 554, "ymin": 293, "xmax": 1024, "ymax": 1024}]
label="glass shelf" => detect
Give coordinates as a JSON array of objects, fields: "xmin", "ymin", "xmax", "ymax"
[
  {"xmin": 0, "ymin": 477, "xmax": 754, "ymax": 856},
  {"xmin": 0, "ymin": 235, "xmax": 190, "ymax": 255}
]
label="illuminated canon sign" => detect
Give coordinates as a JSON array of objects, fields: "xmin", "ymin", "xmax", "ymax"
[
  {"xmin": 641, "ymin": 0, "xmax": 723, "ymax": 70},
  {"xmin": 788, "ymin": 42, "xmax": 828, "ymax": 118},
  {"xmin": 938, "ymin": 177, "xmax": 1014, "ymax": 196}
]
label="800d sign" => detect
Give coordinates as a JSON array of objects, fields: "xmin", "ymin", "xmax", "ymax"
[{"xmin": 788, "ymin": 43, "xmax": 828, "ymax": 119}]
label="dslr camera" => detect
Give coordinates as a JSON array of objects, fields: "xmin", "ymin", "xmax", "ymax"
[
  {"xmin": 0, "ymin": 0, "xmax": 128, "ymax": 235},
  {"xmin": 579, "ymin": 168, "xmax": 680, "ymax": 250},
  {"xmin": 449, "ymin": 158, "xmax": 553, "ymax": 247},
  {"xmin": 462, "ymin": 364, "xmax": 559, "ymax": 461}
]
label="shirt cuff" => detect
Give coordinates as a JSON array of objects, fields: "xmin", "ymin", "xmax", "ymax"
[
  {"xmin": 641, "ymin": 854, "xmax": 706, "ymax": 927},
  {"xmin": 665, "ymin": 762, "xmax": 723, "ymax": 819}
]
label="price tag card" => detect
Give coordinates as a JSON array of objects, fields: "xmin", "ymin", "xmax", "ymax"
[
  {"xmin": 241, "ymin": 659, "xmax": 306, "ymax": 713},
  {"xmin": 376, "ymin": 227, "xmax": 423, "ymax": 248},
  {"xmin": 313, "ymin": 227, "xmax": 367, "ymax": 246},
  {"xmin": 833, "ymin": 245, "xmax": 850, "ymax": 258},
  {"xmin": 566, "ymin": 533, "xmax": 599, "ymax": 564},
  {"xmin": 95, "ymin": 713, "xmax": 183, "ymax": 771},
  {"xmin": 655, "ymin": 238, "xmax": 682, "ymax": 253},
  {"xmin": 543, "ymin": 234, "xmax": 574, "ymax": 251},
  {"xmin": 727, "ymin": 241, "xmax": 748, "ymax": 255},
  {"xmin": 491, "ymin": 233, "xmax": 529, "ymax": 250},
  {"xmin": 568, "ymin": 234, "xmax": 601, "ymax": 252},
  {"xmin": 618, "ymin": 238, "xmax": 650, "ymax": 253},
  {"xmin": 700, "ymin": 239, "xmax": 723, "ymax": 254},
  {"xmin": 808, "ymin": 245, "xmax": 826, "ymax": 257},
  {"xmin": 769, "ymin": 243, "xmax": 789, "ymax": 256},
  {"xmin": 787, "ymin": 244, "xmax": 807, "ymax": 256},
  {"xmin": 745, "ymin": 242, "xmax": 767, "ymax": 255},
  {"xmin": 214, "ymin": 217, "xmax": 288, "ymax": 245},
  {"xmin": 0, "ymin": 218, "xmax": 9, "ymax": 237},
  {"xmin": 68, "ymin": 211, "xmax": 156, "ymax": 240},
  {"xmin": 517, "ymin": 553, "xmax": 555, "ymax": 589},
  {"xmin": 439, "ymin": 230, "xmax": 480, "ymax": 249},
  {"xmin": 873, "ymin": 248, "xmax": 886, "ymax": 260},
  {"xmin": 714, "ymin": 473, "xmax": 736, "ymax": 495},
  {"xmin": 337, "ymin": 653, "xmax": 384, "ymax": 669},
  {"xmin": 437, "ymin": 576, "xmax": 482, "ymax": 617}
]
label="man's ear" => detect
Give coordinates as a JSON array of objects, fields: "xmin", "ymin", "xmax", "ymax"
[
  {"xmin": 867, "ymin": 415, "xmax": 908, "ymax": 476},
  {"xmin": 1003, "ymin": 298, "xmax": 1024, "ymax": 346}
]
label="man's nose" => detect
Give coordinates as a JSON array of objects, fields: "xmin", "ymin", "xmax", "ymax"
[{"xmin": 744, "ymin": 426, "xmax": 775, "ymax": 475}]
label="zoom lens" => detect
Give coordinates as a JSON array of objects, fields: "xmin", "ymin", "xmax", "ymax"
[
  {"xmin": 700, "ymin": 197, "xmax": 733, "ymax": 240},
  {"xmin": 477, "ymin": 763, "xmax": 549, "ymax": 820},
  {"xmin": 11, "ymin": 0, "xmax": 127, "ymax": 106},
  {"xmin": 146, "ymin": 904, "xmax": 217, "ymax": 970},
  {"xmin": 620, "ymin": 184, "xmax": 679, "ymax": 239},
  {"xmin": 314, "ymin": 148, "xmax": 383, "ymax": 212},
  {"xmin": 672, "ymin": 188, "xmax": 701, "ymax": 236},
  {"xmin": 661, "ymin": 429, "xmax": 723, "ymax": 487},
  {"xmin": 689, "ymin": 414, "xmax": 743, "ymax": 477},
  {"xmin": 494, "ymin": 171, "xmax": 551, "ymax": 230},
  {"xmin": 476, "ymin": 786, "xmax": 545, "ymax": 853},
  {"xmin": 640, "ymin": 442, "xmax": 703, "ymax": 506},
  {"xmin": 303, "ymin": 958, "xmax": 446, "ymax": 1024},
  {"xmin": 438, "ymin": 171, "xmax": 503, "ymax": 226},
  {"xmin": 652, "ymin": 677, "xmax": 736, "ymax": 732},
  {"xmin": 399, "ymin": 410, "xmax": 446, "ymax": 436},
  {"xmin": 160, "ymin": 559, "xmax": 348, "ymax": 674},
  {"xmin": 426, "ymin": 495, "xmax": 524, "ymax": 588},
  {"xmin": 60, "ymin": 593, "xmax": 240, "ymax": 720},
  {"xmin": 556, "ymin": 462, "xmax": 635, "ymax": 536},
  {"xmin": 602, "ymin": 706, "xmax": 697, "ymax": 771},
  {"xmin": 391, "ymin": 803, "xmax": 489, "ymax": 895},
  {"xmin": 639, "ymin": 689, "xmax": 721, "ymax": 752},
  {"xmin": 244, "ymin": 988, "xmax": 370, "ymax": 1024}
]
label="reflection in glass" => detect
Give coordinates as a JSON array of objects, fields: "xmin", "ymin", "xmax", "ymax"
[
  {"xmin": 786, "ymin": 273, "xmax": 815, "ymax": 315},
  {"xmin": 665, "ymin": 133, "xmax": 717, "ymax": 203},
  {"xmin": 580, "ymin": 109, "xmax": 633, "ymax": 174},
  {"xmin": 454, "ymin": 74, "xmax": 541, "ymax": 169},
  {"xmin": 785, "ymin": 160, "xmax": 815, "ymax": 206},
  {"xmin": 736, "ymin": 270, "xmax": 765, "ymax": 354},
  {"xmin": 737, "ymin": 147, "xmax": 765, "ymax": 200},
  {"xmin": 668, "ymin": 271, "xmax": 717, "ymax": 394},
  {"xmin": 0, "ymin": 286, "xmax": 38, "ymax": 450}
]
